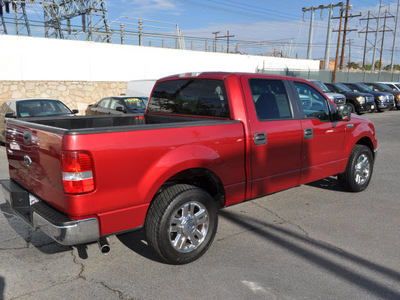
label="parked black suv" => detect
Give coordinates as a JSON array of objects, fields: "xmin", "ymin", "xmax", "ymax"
[
  {"xmin": 341, "ymin": 82, "xmax": 395, "ymax": 112},
  {"xmin": 325, "ymin": 82, "xmax": 374, "ymax": 114},
  {"xmin": 363, "ymin": 82, "xmax": 400, "ymax": 110}
]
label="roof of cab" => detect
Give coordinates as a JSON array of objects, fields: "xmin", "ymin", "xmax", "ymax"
[{"xmin": 157, "ymin": 71, "xmax": 307, "ymax": 83}]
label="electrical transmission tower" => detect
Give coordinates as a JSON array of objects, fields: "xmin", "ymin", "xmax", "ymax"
[
  {"xmin": 0, "ymin": 0, "xmax": 32, "ymax": 35},
  {"xmin": 360, "ymin": 8, "xmax": 394, "ymax": 71},
  {"xmin": 43, "ymin": 0, "xmax": 111, "ymax": 42},
  {"xmin": 0, "ymin": 0, "xmax": 111, "ymax": 42}
]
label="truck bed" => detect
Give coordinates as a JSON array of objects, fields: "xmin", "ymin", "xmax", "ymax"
[{"xmin": 11, "ymin": 114, "xmax": 231, "ymax": 134}]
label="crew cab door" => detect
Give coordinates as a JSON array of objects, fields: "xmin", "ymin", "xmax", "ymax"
[
  {"xmin": 241, "ymin": 77, "xmax": 303, "ymax": 198},
  {"xmin": 291, "ymin": 81, "xmax": 347, "ymax": 184}
]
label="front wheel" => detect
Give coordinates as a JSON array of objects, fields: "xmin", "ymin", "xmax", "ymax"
[
  {"xmin": 338, "ymin": 145, "xmax": 374, "ymax": 192},
  {"xmin": 145, "ymin": 184, "xmax": 218, "ymax": 264},
  {"xmin": 348, "ymin": 103, "xmax": 356, "ymax": 114}
]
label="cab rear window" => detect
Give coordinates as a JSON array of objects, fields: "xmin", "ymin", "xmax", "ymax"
[{"xmin": 148, "ymin": 79, "xmax": 230, "ymax": 118}]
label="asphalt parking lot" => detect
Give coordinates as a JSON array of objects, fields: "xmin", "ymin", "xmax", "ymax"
[{"xmin": 1, "ymin": 111, "xmax": 400, "ymax": 300}]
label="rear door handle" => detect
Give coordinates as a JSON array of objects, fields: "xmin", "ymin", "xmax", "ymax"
[
  {"xmin": 254, "ymin": 133, "xmax": 267, "ymax": 145},
  {"xmin": 304, "ymin": 128, "xmax": 313, "ymax": 139}
]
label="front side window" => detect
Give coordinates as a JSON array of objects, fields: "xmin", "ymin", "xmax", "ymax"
[
  {"xmin": 110, "ymin": 98, "xmax": 123, "ymax": 110},
  {"xmin": 249, "ymin": 79, "xmax": 292, "ymax": 120},
  {"xmin": 295, "ymin": 82, "xmax": 330, "ymax": 121},
  {"xmin": 148, "ymin": 79, "xmax": 230, "ymax": 118}
]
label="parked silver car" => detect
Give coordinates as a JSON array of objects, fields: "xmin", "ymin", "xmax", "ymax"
[
  {"xmin": 308, "ymin": 80, "xmax": 346, "ymax": 105},
  {"xmin": 0, "ymin": 98, "xmax": 78, "ymax": 144}
]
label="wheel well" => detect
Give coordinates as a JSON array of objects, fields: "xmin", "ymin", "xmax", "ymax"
[
  {"xmin": 356, "ymin": 137, "xmax": 375, "ymax": 158},
  {"xmin": 159, "ymin": 168, "xmax": 225, "ymax": 208}
]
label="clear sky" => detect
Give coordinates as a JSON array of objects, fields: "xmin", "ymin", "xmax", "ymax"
[{"xmin": 105, "ymin": 0, "xmax": 400, "ymax": 66}]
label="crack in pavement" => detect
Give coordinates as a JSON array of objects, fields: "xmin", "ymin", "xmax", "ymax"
[
  {"xmin": 70, "ymin": 250, "xmax": 134, "ymax": 300},
  {"xmin": 251, "ymin": 202, "xmax": 311, "ymax": 238}
]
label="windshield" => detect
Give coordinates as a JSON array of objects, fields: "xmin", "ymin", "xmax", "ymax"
[
  {"xmin": 346, "ymin": 83, "xmax": 372, "ymax": 93},
  {"xmin": 122, "ymin": 97, "xmax": 148, "ymax": 111},
  {"xmin": 375, "ymin": 83, "xmax": 393, "ymax": 92},
  {"xmin": 334, "ymin": 83, "xmax": 352, "ymax": 93},
  {"xmin": 312, "ymin": 81, "xmax": 330, "ymax": 93},
  {"xmin": 17, "ymin": 100, "xmax": 72, "ymax": 117}
]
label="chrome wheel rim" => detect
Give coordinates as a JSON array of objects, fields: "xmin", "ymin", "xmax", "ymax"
[
  {"xmin": 168, "ymin": 201, "xmax": 209, "ymax": 253},
  {"xmin": 355, "ymin": 153, "xmax": 370, "ymax": 185}
]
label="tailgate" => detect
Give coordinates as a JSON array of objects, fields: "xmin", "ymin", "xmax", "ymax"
[{"xmin": 5, "ymin": 121, "xmax": 66, "ymax": 213}]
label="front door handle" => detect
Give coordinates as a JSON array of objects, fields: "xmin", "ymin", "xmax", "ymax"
[
  {"xmin": 304, "ymin": 128, "xmax": 313, "ymax": 139},
  {"xmin": 254, "ymin": 133, "xmax": 267, "ymax": 145}
]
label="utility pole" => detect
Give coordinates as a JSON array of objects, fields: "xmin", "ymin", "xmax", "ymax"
[
  {"xmin": 212, "ymin": 31, "xmax": 220, "ymax": 52},
  {"xmin": 372, "ymin": 0, "xmax": 383, "ymax": 71},
  {"xmin": 216, "ymin": 31, "xmax": 235, "ymax": 53},
  {"xmin": 340, "ymin": 0, "xmax": 351, "ymax": 69},
  {"xmin": 348, "ymin": 38, "xmax": 353, "ymax": 68},
  {"xmin": 333, "ymin": 4, "xmax": 344, "ymax": 82},
  {"xmin": 360, "ymin": 11, "xmax": 372, "ymax": 70},
  {"xmin": 379, "ymin": 10, "xmax": 390, "ymax": 70},
  {"xmin": 325, "ymin": 4, "xmax": 334, "ymax": 70},
  {"xmin": 302, "ymin": 6, "xmax": 316, "ymax": 59},
  {"xmin": 324, "ymin": 2, "xmax": 344, "ymax": 70},
  {"xmin": 303, "ymin": 3, "xmax": 344, "ymax": 62},
  {"xmin": 391, "ymin": 0, "xmax": 400, "ymax": 74},
  {"xmin": 338, "ymin": 4, "xmax": 361, "ymax": 69}
]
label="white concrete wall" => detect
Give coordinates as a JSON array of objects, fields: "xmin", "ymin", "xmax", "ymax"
[{"xmin": 0, "ymin": 35, "xmax": 320, "ymax": 81}]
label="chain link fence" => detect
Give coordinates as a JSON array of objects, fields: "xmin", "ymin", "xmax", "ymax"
[{"xmin": 258, "ymin": 68, "xmax": 400, "ymax": 83}]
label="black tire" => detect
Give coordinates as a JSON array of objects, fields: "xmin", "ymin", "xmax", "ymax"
[
  {"xmin": 374, "ymin": 101, "xmax": 382, "ymax": 112},
  {"xmin": 145, "ymin": 184, "xmax": 218, "ymax": 264},
  {"xmin": 338, "ymin": 145, "xmax": 374, "ymax": 192},
  {"xmin": 348, "ymin": 103, "xmax": 356, "ymax": 114}
]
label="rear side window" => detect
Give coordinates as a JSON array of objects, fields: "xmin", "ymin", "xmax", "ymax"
[
  {"xmin": 249, "ymin": 79, "xmax": 292, "ymax": 120},
  {"xmin": 148, "ymin": 79, "xmax": 230, "ymax": 118}
]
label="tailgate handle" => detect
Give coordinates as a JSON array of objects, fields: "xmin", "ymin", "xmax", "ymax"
[
  {"xmin": 23, "ymin": 131, "xmax": 31, "ymax": 143},
  {"xmin": 254, "ymin": 133, "xmax": 267, "ymax": 145}
]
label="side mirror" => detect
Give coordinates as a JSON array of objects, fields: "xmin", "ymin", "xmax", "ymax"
[
  {"xmin": 72, "ymin": 109, "xmax": 79, "ymax": 114},
  {"xmin": 333, "ymin": 104, "xmax": 351, "ymax": 121},
  {"xmin": 5, "ymin": 113, "xmax": 16, "ymax": 118},
  {"xmin": 115, "ymin": 106, "xmax": 125, "ymax": 112}
]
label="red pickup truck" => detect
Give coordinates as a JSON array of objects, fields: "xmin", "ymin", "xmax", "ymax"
[{"xmin": 1, "ymin": 72, "xmax": 377, "ymax": 264}]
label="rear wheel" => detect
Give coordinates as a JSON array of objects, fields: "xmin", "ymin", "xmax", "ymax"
[
  {"xmin": 338, "ymin": 145, "xmax": 374, "ymax": 192},
  {"xmin": 145, "ymin": 184, "xmax": 218, "ymax": 264}
]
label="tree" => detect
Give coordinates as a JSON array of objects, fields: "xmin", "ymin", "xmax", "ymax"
[
  {"xmin": 374, "ymin": 60, "xmax": 382, "ymax": 70},
  {"xmin": 347, "ymin": 62, "xmax": 360, "ymax": 69},
  {"xmin": 364, "ymin": 65, "xmax": 372, "ymax": 71},
  {"xmin": 384, "ymin": 64, "xmax": 400, "ymax": 71}
]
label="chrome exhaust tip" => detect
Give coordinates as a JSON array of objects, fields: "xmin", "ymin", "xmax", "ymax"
[{"xmin": 98, "ymin": 237, "xmax": 110, "ymax": 254}]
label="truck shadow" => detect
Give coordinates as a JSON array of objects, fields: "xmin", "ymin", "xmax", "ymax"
[
  {"xmin": 0, "ymin": 203, "xmax": 71, "ymax": 254},
  {"xmin": 0, "ymin": 276, "xmax": 4, "ymax": 300},
  {"xmin": 219, "ymin": 209, "xmax": 400, "ymax": 299},
  {"xmin": 116, "ymin": 230, "xmax": 167, "ymax": 264},
  {"xmin": 306, "ymin": 176, "xmax": 345, "ymax": 192}
]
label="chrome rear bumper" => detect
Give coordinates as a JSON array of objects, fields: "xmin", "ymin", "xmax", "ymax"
[{"xmin": 1, "ymin": 179, "xmax": 99, "ymax": 246}]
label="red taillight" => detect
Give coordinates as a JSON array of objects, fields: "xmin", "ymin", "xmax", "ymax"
[{"xmin": 62, "ymin": 151, "xmax": 95, "ymax": 194}]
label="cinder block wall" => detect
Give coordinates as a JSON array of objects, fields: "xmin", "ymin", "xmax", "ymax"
[{"xmin": 0, "ymin": 81, "xmax": 128, "ymax": 114}]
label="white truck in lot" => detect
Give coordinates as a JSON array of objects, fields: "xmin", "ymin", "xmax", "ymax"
[{"xmin": 125, "ymin": 79, "xmax": 157, "ymax": 98}]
